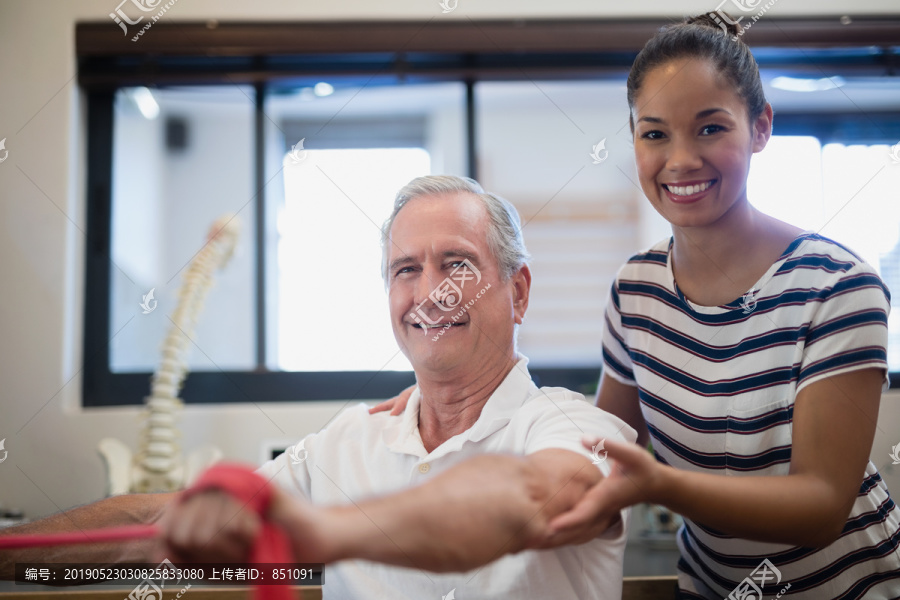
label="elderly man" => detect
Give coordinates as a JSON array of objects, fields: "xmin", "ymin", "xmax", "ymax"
[{"xmin": 1, "ymin": 175, "xmax": 635, "ymax": 599}]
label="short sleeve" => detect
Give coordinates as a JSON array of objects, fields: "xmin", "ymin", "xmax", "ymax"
[
  {"xmin": 255, "ymin": 435, "xmax": 315, "ymax": 500},
  {"xmin": 522, "ymin": 388, "xmax": 637, "ymax": 477},
  {"xmin": 797, "ymin": 264, "xmax": 891, "ymax": 393},
  {"xmin": 601, "ymin": 279, "xmax": 638, "ymax": 387},
  {"xmin": 521, "ymin": 388, "xmax": 637, "ymax": 544}
]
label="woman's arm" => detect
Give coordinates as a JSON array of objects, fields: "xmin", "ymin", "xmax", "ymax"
[
  {"xmin": 547, "ymin": 368, "xmax": 884, "ymax": 548},
  {"xmin": 595, "ymin": 373, "xmax": 650, "ymax": 447}
]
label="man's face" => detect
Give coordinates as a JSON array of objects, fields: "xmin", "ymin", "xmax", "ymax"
[{"xmin": 386, "ymin": 192, "xmax": 529, "ymax": 375}]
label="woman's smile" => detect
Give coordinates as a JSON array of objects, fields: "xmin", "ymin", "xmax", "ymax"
[{"xmin": 661, "ymin": 179, "xmax": 718, "ymax": 203}]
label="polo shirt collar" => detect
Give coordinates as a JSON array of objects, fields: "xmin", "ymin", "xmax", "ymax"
[{"xmin": 383, "ymin": 355, "xmax": 537, "ymax": 459}]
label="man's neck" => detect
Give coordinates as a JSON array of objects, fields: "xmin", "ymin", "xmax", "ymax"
[{"xmin": 416, "ymin": 354, "xmax": 518, "ymax": 453}]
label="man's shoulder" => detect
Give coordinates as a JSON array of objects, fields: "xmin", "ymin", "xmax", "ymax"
[
  {"xmin": 307, "ymin": 403, "xmax": 387, "ymax": 446},
  {"xmin": 519, "ymin": 385, "xmax": 624, "ymax": 427},
  {"xmin": 525, "ymin": 385, "xmax": 586, "ymax": 404},
  {"xmin": 511, "ymin": 385, "xmax": 637, "ymax": 451},
  {"xmin": 326, "ymin": 402, "xmax": 385, "ymax": 430}
]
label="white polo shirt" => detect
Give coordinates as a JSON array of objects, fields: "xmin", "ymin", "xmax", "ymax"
[{"xmin": 257, "ymin": 356, "xmax": 636, "ymax": 600}]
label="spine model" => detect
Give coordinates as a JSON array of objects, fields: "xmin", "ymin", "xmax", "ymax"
[{"xmin": 99, "ymin": 215, "xmax": 240, "ymax": 495}]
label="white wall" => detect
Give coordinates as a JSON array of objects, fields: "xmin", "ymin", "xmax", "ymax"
[{"xmin": 1, "ymin": 0, "xmax": 899, "ymax": 519}]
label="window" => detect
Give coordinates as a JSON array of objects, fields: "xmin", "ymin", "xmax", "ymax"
[
  {"xmin": 263, "ymin": 82, "xmax": 466, "ymax": 373},
  {"xmin": 474, "ymin": 80, "xmax": 639, "ymax": 369},
  {"xmin": 79, "ymin": 21, "xmax": 900, "ymax": 405},
  {"xmin": 110, "ymin": 85, "xmax": 256, "ymax": 374},
  {"xmin": 749, "ymin": 136, "xmax": 900, "ymax": 372},
  {"xmin": 276, "ymin": 147, "xmax": 428, "ymax": 372},
  {"xmin": 88, "ymin": 78, "xmax": 470, "ymax": 405}
]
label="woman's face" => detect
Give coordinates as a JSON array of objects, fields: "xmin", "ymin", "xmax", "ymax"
[{"xmin": 631, "ymin": 57, "xmax": 771, "ymax": 229}]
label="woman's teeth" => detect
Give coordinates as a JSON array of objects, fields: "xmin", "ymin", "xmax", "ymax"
[{"xmin": 665, "ymin": 180, "xmax": 713, "ymax": 196}]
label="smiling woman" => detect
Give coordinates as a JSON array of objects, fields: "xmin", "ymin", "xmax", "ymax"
[
  {"xmin": 541, "ymin": 14, "xmax": 900, "ymax": 600},
  {"xmin": 631, "ymin": 57, "xmax": 787, "ymax": 306}
]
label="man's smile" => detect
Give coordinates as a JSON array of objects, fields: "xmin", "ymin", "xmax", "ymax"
[{"xmin": 412, "ymin": 321, "xmax": 468, "ymax": 330}]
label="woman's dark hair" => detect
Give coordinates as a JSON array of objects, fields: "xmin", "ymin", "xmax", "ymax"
[{"xmin": 627, "ymin": 13, "xmax": 767, "ymax": 128}]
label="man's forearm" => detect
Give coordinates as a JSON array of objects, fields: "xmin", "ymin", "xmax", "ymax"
[
  {"xmin": 302, "ymin": 452, "xmax": 599, "ymax": 572},
  {"xmin": 0, "ymin": 492, "xmax": 174, "ymax": 580}
]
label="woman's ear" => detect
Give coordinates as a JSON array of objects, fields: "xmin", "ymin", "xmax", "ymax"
[{"xmin": 752, "ymin": 103, "xmax": 774, "ymax": 154}]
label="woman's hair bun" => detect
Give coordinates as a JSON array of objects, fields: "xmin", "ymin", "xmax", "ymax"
[
  {"xmin": 626, "ymin": 12, "xmax": 766, "ymax": 126},
  {"xmin": 685, "ymin": 12, "xmax": 743, "ymax": 38}
]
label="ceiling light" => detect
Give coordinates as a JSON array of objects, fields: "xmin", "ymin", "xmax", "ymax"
[
  {"xmin": 313, "ymin": 82, "xmax": 334, "ymax": 97},
  {"xmin": 770, "ymin": 76, "xmax": 846, "ymax": 92},
  {"xmin": 131, "ymin": 87, "xmax": 160, "ymax": 119}
]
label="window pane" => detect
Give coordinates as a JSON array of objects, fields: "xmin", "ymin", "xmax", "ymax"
[
  {"xmin": 748, "ymin": 136, "xmax": 824, "ymax": 231},
  {"xmin": 109, "ymin": 86, "xmax": 256, "ymax": 373},
  {"xmin": 748, "ymin": 137, "xmax": 900, "ymax": 371},
  {"xmin": 278, "ymin": 148, "xmax": 428, "ymax": 371},
  {"xmin": 475, "ymin": 80, "xmax": 639, "ymax": 367},
  {"xmin": 263, "ymin": 82, "xmax": 466, "ymax": 371},
  {"xmin": 819, "ymin": 143, "xmax": 900, "ymax": 372}
]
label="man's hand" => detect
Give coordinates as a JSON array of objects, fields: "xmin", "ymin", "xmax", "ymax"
[
  {"xmin": 368, "ymin": 384, "xmax": 416, "ymax": 416},
  {"xmin": 156, "ymin": 489, "xmax": 262, "ymax": 564},
  {"xmin": 539, "ymin": 437, "xmax": 661, "ymax": 548},
  {"xmin": 157, "ymin": 482, "xmax": 333, "ymax": 565}
]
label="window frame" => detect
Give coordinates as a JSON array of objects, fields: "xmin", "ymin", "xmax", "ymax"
[{"xmin": 78, "ymin": 19, "xmax": 900, "ymax": 406}]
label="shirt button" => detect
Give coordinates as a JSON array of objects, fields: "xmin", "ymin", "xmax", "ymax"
[{"xmin": 418, "ymin": 463, "xmax": 430, "ymax": 474}]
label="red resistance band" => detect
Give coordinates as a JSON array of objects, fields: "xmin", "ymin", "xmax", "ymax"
[{"xmin": 0, "ymin": 463, "xmax": 300, "ymax": 600}]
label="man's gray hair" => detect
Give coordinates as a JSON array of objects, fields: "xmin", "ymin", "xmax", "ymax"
[{"xmin": 381, "ymin": 175, "xmax": 531, "ymax": 284}]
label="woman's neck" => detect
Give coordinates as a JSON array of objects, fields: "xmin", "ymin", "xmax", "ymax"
[{"xmin": 670, "ymin": 200, "xmax": 802, "ymax": 307}]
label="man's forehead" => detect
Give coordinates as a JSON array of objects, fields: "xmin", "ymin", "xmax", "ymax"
[
  {"xmin": 387, "ymin": 198, "xmax": 491, "ymax": 271},
  {"xmin": 390, "ymin": 193, "xmax": 486, "ymax": 240},
  {"xmin": 395, "ymin": 191, "xmax": 485, "ymax": 223}
]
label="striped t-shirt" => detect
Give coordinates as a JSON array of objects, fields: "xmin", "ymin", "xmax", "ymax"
[{"xmin": 602, "ymin": 233, "xmax": 900, "ymax": 599}]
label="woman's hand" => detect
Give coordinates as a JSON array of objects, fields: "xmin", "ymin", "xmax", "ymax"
[
  {"xmin": 539, "ymin": 436, "xmax": 665, "ymax": 548},
  {"xmin": 368, "ymin": 384, "xmax": 416, "ymax": 416}
]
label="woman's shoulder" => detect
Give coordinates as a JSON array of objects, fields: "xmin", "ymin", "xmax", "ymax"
[
  {"xmin": 774, "ymin": 233, "xmax": 890, "ymax": 309},
  {"xmin": 615, "ymin": 237, "xmax": 672, "ymax": 277},
  {"xmin": 613, "ymin": 237, "xmax": 672, "ymax": 292},
  {"xmin": 780, "ymin": 232, "xmax": 881, "ymax": 279}
]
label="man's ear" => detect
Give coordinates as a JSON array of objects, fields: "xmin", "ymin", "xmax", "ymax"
[
  {"xmin": 752, "ymin": 103, "xmax": 774, "ymax": 154},
  {"xmin": 512, "ymin": 264, "xmax": 531, "ymax": 325}
]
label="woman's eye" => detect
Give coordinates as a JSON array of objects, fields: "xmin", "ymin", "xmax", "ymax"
[
  {"xmin": 640, "ymin": 130, "xmax": 665, "ymax": 140},
  {"xmin": 700, "ymin": 124, "xmax": 724, "ymax": 135}
]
